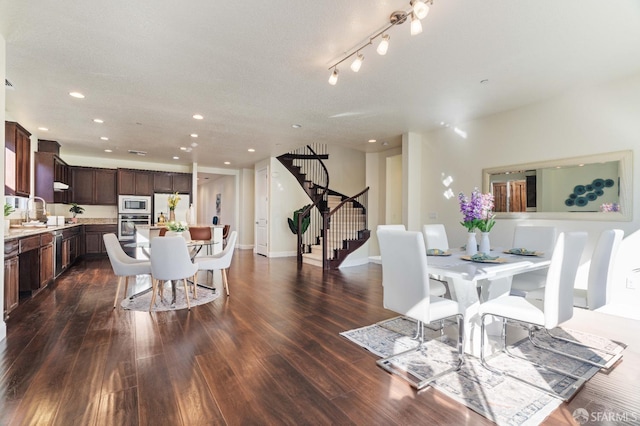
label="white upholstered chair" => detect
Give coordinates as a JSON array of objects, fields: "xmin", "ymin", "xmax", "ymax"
[
  {"xmin": 509, "ymin": 226, "xmax": 557, "ymax": 296},
  {"xmin": 422, "ymin": 224, "xmax": 449, "ymax": 251},
  {"xmin": 376, "ymin": 228, "xmax": 464, "ymax": 389},
  {"xmin": 196, "ymin": 231, "xmax": 237, "ymax": 296},
  {"xmin": 527, "ymin": 229, "xmax": 623, "ymax": 311},
  {"xmin": 376, "ymin": 225, "xmax": 447, "ymax": 298},
  {"xmin": 149, "ymin": 236, "xmax": 199, "ymax": 311},
  {"xmin": 479, "ymin": 232, "xmax": 587, "ymax": 400},
  {"xmin": 103, "ymin": 233, "xmax": 152, "ymax": 309}
]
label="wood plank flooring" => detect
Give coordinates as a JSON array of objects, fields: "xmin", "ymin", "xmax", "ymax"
[{"xmin": 1, "ymin": 251, "xmax": 639, "ymax": 425}]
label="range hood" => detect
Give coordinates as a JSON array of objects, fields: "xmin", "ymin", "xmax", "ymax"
[{"xmin": 53, "ymin": 181, "xmax": 69, "ymax": 191}]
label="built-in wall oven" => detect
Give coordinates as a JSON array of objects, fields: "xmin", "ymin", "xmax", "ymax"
[
  {"xmin": 118, "ymin": 195, "xmax": 152, "ymax": 240},
  {"xmin": 118, "ymin": 214, "xmax": 151, "ymax": 241}
]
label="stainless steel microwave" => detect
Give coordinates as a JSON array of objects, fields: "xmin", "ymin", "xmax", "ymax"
[{"xmin": 118, "ymin": 195, "xmax": 151, "ymax": 214}]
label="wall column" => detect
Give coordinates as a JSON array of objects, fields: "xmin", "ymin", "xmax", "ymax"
[{"xmin": 402, "ymin": 132, "xmax": 422, "ymax": 231}]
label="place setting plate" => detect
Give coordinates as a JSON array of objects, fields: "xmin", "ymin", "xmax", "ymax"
[
  {"xmin": 503, "ymin": 248, "xmax": 544, "ymax": 257},
  {"xmin": 426, "ymin": 249, "xmax": 452, "ymax": 256},
  {"xmin": 461, "ymin": 254, "xmax": 506, "ymax": 264}
]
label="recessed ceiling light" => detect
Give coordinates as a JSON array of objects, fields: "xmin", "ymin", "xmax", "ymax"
[
  {"xmin": 224, "ymin": 161, "xmax": 230, "ymax": 165},
  {"xmin": 93, "ymin": 118, "xmax": 104, "ymax": 123},
  {"xmin": 368, "ymin": 139, "xmax": 376, "ymax": 143},
  {"xmin": 104, "ymin": 149, "xmax": 112, "ymax": 153},
  {"xmin": 292, "ymin": 124, "xmax": 302, "ymax": 129},
  {"xmin": 38, "ymin": 127, "xmax": 49, "ymax": 131},
  {"xmin": 190, "ymin": 133, "xmax": 198, "ymax": 138},
  {"xmin": 173, "ymin": 156, "xmax": 180, "ymax": 160},
  {"xmin": 190, "ymin": 142, "xmax": 198, "ymax": 147},
  {"xmin": 382, "ymin": 142, "xmax": 389, "ymax": 146},
  {"xmin": 180, "ymin": 147, "xmax": 187, "ymax": 151},
  {"xmin": 192, "ymin": 114, "xmax": 203, "ymax": 120},
  {"xmin": 248, "ymin": 148, "xmax": 255, "ymax": 152},
  {"xmin": 100, "ymin": 136, "xmax": 109, "ymax": 141},
  {"xmin": 69, "ymin": 91, "xmax": 85, "ymax": 99}
]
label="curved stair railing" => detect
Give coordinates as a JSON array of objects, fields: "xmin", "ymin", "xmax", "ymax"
[
  {"xmin": 277, "ymin": 144, "xmax": 370, "ymax": 269},
  {"xmin": 323, "ymin": 186, "xmax": 370, "ymax": 269}
]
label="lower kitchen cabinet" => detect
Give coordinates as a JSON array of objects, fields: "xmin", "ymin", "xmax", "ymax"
[
  {"xmin": 18, "ymin": 233, "xmax": 54, "ymax": 297},
  {"xmin": 4, "ymin": 240, "xmax": 20, "ymax": 319},
  {"xmin": 84, "ymin": 224, "xmax": 117, "ymax": 255}
]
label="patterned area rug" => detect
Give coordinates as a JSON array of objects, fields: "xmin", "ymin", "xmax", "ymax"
[
  {"xmin": 341, "ymin": 317, "xmax": 625, "ymax": 426},
  {"xmin": 120, "ymin": 282, "xmax": 221, "ymax": 312}
]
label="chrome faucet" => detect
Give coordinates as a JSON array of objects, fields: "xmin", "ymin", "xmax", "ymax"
[{"xmin": 26, "ymin": 196, "xmax": 47, "ymax": 222}]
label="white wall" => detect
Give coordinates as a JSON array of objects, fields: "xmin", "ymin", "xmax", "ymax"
[
  {"xmin": 197, "ymin": 175, "xmax": 236, "ymax": 232},
  {"xmin": 238, "ymin": 168, "xmax": 254, "ymax": 249},
  {"xmin": 366, "ymin": 146, "xmax": 402, "ymax": 257},
  {"xmin": 1, "ymin": 33, "xmax": 6, "ymax": 340},
  {"xmin": 418, "ymin": 71, "xmax": 640, "ymax": 306}
]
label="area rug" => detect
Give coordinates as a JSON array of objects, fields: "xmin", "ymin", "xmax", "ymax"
[
  {"xmin": 340, "ymin": 317, "xmax": 625, "ymax": 426},
  {"xmin": 120, "ymin": 283, "xmax": 220, "ymax": 312}
]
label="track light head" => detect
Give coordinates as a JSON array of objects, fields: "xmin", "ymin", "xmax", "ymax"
[
  {"xmin": 410, "ymin": 13, "xmax": 423, "ymax": 35},
  {"xmin": 328, "ymin": 68, "xmax": 339, "ymax": 85},
  {"xmin": 411, "ymin": 0, "xmax": 430, "ymax": 20},
  {"xmin": 350, "ymin": 53, "xmax": 364, "ymax": 72},
  {"xmin": 377, "ymin": 34, "xmax": 390, "ymax": 55}
]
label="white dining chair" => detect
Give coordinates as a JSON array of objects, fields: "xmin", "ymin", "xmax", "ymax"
[
  {"xmin": 376, "ymin": 228, "xmax": 464, "ymax": 389},
  {"xmin": 422, "ymin": 224, "xmax": 449, "ymax": 251},
  {"xmin": 376, "ymin": 225, "xmax": 447, "ymax": 297},
  {"xmin": 103, "ymin": 233, "xmax": 152, "ymax": 308},
  {"xmin": 196, "ymin": 231, "xmax": 237, "ymax": 296},
  {"xmin": 479, "ymin": 232, "xmax": 587, "ymax": 400},
  {"xmin": 149, "ymin": 236, "xmax": 199, "ymax": 311},
  {"xmin": 527, "ymin": 229, "xmax": 624, "ymax": 310},
  {"xmin": 509, "ymin": 225, "xmax": 557, "ymax": 296}
]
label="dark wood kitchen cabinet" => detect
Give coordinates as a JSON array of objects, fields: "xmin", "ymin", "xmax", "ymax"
[
  {"xmin": 71, "ymin": 166, "xmax": 117, "ymax": 205},
  {"xmin": 4, "ymin": 240, "xmax": 20, "ymax": 319},
  {"xmin": 153, "ymin": 172, "xmax": 192, "ymax": 194},
  {"xmin": 84, "ymin": 224, "xmax": 117, "ymax": 255},
  {"xmin": 118, "ymin": 169, "xmax": 153, "ymax": 196},
  {"xmin": 5, "ymin": 121, "xmax": 32, "ymax": 197},
  {"xmin": 18, "ymin": 233, "xmax": 54, "ymax": 296},
  {"xmin": 35, "ymin": 151, "xmax": 70, "ymax": 203}
]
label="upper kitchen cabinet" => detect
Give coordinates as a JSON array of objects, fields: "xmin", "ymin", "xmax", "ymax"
[
  {"xmin": 71, "ymin": 166, "xmax": 117, "ymax": 205},
  {"xmin": 35, "ymin": 140, "xmax": 71, "ymax": 203},
  {"xmin": 118, "ymin": 169, "xmax": 153, "ymax": 196},
  {"xmin": 5, "ymin": 121, "xmax": 32, "ymax": 197},
  {"xmin": 153, "ymin": 172, "xmax": 192, "ymax": 194}
]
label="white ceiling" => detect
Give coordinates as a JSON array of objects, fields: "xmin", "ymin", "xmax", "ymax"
[{"xmin": 2, "ymin": 1, "xmax": 640, "ymax": 171}]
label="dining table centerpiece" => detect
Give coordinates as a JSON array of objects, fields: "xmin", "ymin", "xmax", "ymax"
[
  {"xmin": 165, "ymin": 220, "xmax": 189, "ymax": 237},
  {"xmin": 167, "ymin": 192, "xmax": 181, "ymax": 222},
  {"xmin": 476, "ymin": 192, "xmax": 496, "ymax": 254},
  {"xmin": 459, "ymin": 188, "xmax": 496, "ymax": 255}
]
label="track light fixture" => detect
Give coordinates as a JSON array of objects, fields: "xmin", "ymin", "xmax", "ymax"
[
  {"xmin": 327, "ymin": 0, "xmax": 434, "ymax": 84},
  {"xmin": 350, "ymin": 53, "xmax": 364, "ymax": 72},
  {"xmin": 377, "ymin": 34, "xmax": 390, "ymax": 55},
  {"xmin": 328, "ymin": 68, "xmax": 339, "ymax": 85}
]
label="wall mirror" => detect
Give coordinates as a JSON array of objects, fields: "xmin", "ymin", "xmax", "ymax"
[{"xmin": 482, "ymin": 150, "xmax": 632, "ymax": 221}]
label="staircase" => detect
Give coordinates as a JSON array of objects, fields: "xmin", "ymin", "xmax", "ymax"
[{"xmin": 277, "ymin": 144, "xmax": 370, "ymax": 270}]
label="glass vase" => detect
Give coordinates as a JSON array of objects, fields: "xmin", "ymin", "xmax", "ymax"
[
  {"xmin": 466, "ymin": 232, "xmax": 478, "ymax": 256},
  {"xmin": 479, "ymin": 232, "xmax": 491, "ymax": 255},
  {"xmin": 169, "ymin": 210, "xmax": 176, "ymax": 222}
]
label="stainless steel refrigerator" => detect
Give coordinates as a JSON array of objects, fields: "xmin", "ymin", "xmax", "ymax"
[{"xmin": 153, "ymin": 193, "xmax": 190, "ymax": 225}]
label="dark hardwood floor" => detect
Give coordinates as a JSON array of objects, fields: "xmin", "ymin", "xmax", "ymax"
[{"xmin": 1, "ymin": 251, "xmax": 638, "ymax": 425}]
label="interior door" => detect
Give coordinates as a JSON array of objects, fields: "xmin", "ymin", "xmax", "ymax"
[{"xmin": 255, "ymin": 166, "xmax": 269, "ymax": 256}]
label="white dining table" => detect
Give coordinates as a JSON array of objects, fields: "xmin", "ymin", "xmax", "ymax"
[{"xmin": 427, "ymin": 248, "xmax": 551, "ymax": 356}]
